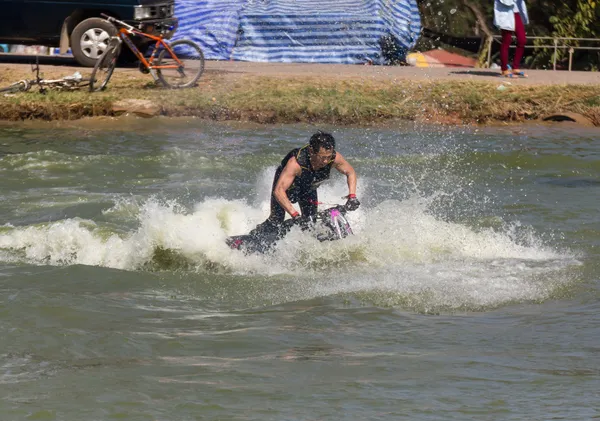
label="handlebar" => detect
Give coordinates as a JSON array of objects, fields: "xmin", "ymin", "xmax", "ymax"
[
  {"xmin": 315, "ymin": 204, "xmax": 349, "ymax": 220},
  {"xmin": 279, "ymin": 203, "xmax": 354, "ymax": 241},
  {"xmin": 281, "ymin": 205, "xmax": 347, "ymax": 228},
  {"xmin": 100, "ymin": 13, "xmax": 135, "ymax": 31}
]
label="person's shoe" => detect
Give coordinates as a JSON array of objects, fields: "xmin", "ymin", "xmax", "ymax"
[{"xmin": 512, "ymin": 70, "xmax": 528, "ymax": 78}]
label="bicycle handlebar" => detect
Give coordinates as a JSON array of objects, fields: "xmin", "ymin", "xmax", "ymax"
[{"xmin": 100, "ymin": 13, "xmax": 135, "ymax": 31}]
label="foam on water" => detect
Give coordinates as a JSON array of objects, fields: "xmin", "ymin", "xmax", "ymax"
[{"xmin": 0, "ymin": 174, "xmax": 580, "ymax": 310}]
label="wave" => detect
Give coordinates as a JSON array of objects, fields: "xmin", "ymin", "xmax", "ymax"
[{"xmin": 0, "ymin": 180, "xmax": 581, "ymax": 311}]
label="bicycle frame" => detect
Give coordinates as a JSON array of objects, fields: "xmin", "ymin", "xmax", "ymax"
[
  {"xmin": 116, "ymin": 26, "xmax": 183, "ymax": 77},
  {"xmin": 91, "ymin": 13, "xmax": 204, "ymax": 92}
]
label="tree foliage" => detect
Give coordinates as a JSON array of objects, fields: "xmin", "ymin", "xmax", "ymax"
[
  {"xmin": 530, "ymin": 0, "xmax": 599, "ymax": 69},
  {"xmin": 417, "ymin": 0, "xmax": 600, "ymax": 69}
]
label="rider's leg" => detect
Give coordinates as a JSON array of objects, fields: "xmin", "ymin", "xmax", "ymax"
[
  {"xmin": 298, "ymin": 189, "xmax": 318, "ymax": 220},
  {"xmin": 250, "ymin": 188, "xmax": 296, "ymax": 237}
]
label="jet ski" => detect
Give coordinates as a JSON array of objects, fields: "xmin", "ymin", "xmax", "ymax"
[{"xmin": 226, "ymin": 204, "xmax": 354, "ymax": 254}]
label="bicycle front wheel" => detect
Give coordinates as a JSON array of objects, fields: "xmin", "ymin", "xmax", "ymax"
[
  {"xmin": 0, "ymin": 80, "xmax": 30, "ymax": 93},
  {"xmin": 155, "ymin": 40, "xmax": 204, "ymax": 89},
  {"xmin": 89, "ymin": 37, "xmax": 121, "ymax": 92}
]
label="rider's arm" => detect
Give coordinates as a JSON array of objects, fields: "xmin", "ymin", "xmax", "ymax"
[
  {"xmin": 333, "ymin": 152, "xmax": 357, "ymax": 196},
  {"xmin": 273, "ymin": 157, "xmax": 302, "ymax": 217}
]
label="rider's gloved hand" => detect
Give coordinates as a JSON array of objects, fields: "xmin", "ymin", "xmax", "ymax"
[{"xmin": 345, "ymin": 194, "xmax": 360, "ymax": 211}]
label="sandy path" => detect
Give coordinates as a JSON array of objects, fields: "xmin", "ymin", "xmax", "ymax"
[
  {"xmin": 207, "ymin": 61, "xmax": 600, "ymax": 85},
  {"xmin": 1, "ymin": 54, "xmax": 599, "ymax": 85}
]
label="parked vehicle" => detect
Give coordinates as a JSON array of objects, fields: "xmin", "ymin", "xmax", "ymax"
[{"xmin": 0, "ymin": 0, "xmax": 178, "ymax": 67}]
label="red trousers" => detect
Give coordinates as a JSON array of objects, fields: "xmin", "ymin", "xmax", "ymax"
[{"xmin": 500, "ymin": 12, "xmax": 527, "ymax": 71}]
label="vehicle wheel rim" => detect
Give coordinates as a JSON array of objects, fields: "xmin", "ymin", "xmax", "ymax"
[{"xmin": 80, "ymin": 28, "xmax": 111, "ymax": 59}]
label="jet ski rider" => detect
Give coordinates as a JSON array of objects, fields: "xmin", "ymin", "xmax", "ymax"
[{"xmin": 250, "ymin": 130, "xmax": 360, "ymax": 237}]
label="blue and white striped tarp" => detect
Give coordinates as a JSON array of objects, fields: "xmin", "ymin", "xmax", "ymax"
[
  {"xmin": 174, "ymin": 0, "xmax": 243, "ymax": 60},
  {"xmin": 173, "ymin": 0, "xmax": 421, "ymax": 64}
]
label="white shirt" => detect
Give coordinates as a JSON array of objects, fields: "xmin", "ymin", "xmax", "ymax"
[{"xmin": 494, "ymin": 0, "xmax": 529, "ymax": 31}]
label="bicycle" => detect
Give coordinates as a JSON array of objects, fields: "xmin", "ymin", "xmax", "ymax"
[
  {"xmin": 0, "ymin": 58, "xmax": 89, "ymax": 94},
  {"xmin": 89, "ymin": 14, "xmax": 205, "ymax": 91}
]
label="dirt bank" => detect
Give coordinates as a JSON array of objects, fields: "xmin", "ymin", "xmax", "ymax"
[{"xmin": 0, "ymin": 58, "xmax": 599, "ymax": 126}]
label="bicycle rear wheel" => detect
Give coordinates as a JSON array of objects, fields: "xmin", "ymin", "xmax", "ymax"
[
  {"xmin": 155, "ymin": 40, "xmax": 204, "ymax": 89},
  {"xmin": 89, "ymin": 37, "xmax": 121, "ymax": 92}
]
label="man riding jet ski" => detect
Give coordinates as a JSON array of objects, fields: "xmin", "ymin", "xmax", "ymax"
[{"xmin": 227, "ymin": 131, "xmax": 360, "ymax": 254}]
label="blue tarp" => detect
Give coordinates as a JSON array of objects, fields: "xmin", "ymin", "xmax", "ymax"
[
  {"xmin": 174, "ymin": 1, "xmax": 243, "ymax": 60},
  {"xmin": 173, "ymin": 0, "xmax": 421, "ymax": 64}
]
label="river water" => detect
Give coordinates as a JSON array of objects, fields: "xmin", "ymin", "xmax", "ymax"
[{"xmin": 0, "ymin": 118, "xmax": 598, "ymax": 420}]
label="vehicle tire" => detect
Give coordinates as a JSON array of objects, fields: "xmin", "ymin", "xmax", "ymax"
[
  {"xmin": 89, "ymin": 38, "xmax": 121, "ymax": 92},
  {"xmin": 155, "ymin": 40, "xmax": 204, "ymax": 89},
  {"xmin": 71, "ymin": 17, "xmax": 117, "ymax": 67}
]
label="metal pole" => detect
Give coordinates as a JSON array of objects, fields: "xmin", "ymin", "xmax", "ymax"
[
  {"xmin": 553, "ymin": 38, "xmax": 557, "ymax": 70},
  {"xmin": 568, "ymin": 47, "xmax": 574, "ymax": 71}
]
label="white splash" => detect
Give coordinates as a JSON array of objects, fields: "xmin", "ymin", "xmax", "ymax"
[{"xmin": 0, "ymin": 177, "xmax": 579, "ymax": 310}]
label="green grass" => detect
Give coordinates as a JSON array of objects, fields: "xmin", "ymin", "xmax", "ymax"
[{"xmin": 1, "ymin": 67, "xmax": 599, "ymax": 126}]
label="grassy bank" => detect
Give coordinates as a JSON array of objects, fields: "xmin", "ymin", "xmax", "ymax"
[{"xmin": 1, "ymin": 65, "xmax": 599, "ymax": 126}]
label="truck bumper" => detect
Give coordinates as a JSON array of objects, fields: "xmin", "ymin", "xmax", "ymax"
[{"xmin": 138, "ymin": 17, "xmax": 179, "ymax": 40}]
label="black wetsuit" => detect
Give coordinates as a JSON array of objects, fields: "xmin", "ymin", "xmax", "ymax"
[{"xmin": 252, "ymin": 145, "xmax": 335, "ymax": 236}]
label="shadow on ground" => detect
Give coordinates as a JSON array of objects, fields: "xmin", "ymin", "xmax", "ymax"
[
  {"xmin": 0, "ymin": 53, "xmax": 80, "ymax": 66},
  {"xmin": 450, "ymin": 70, "xmax": 503, "ymax": 78},
  {"xmin": 0, "ymin": 53, "xmax": 138, "ymax": 69}
]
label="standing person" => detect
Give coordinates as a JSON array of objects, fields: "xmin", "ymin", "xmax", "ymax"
[
  {"xmin": 494, "ymin": 0, "xmax": 529, "ymax": 78},
  {"xmin": 250, "ymin": 130, "xmax": 359, "ymax": 238}
]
